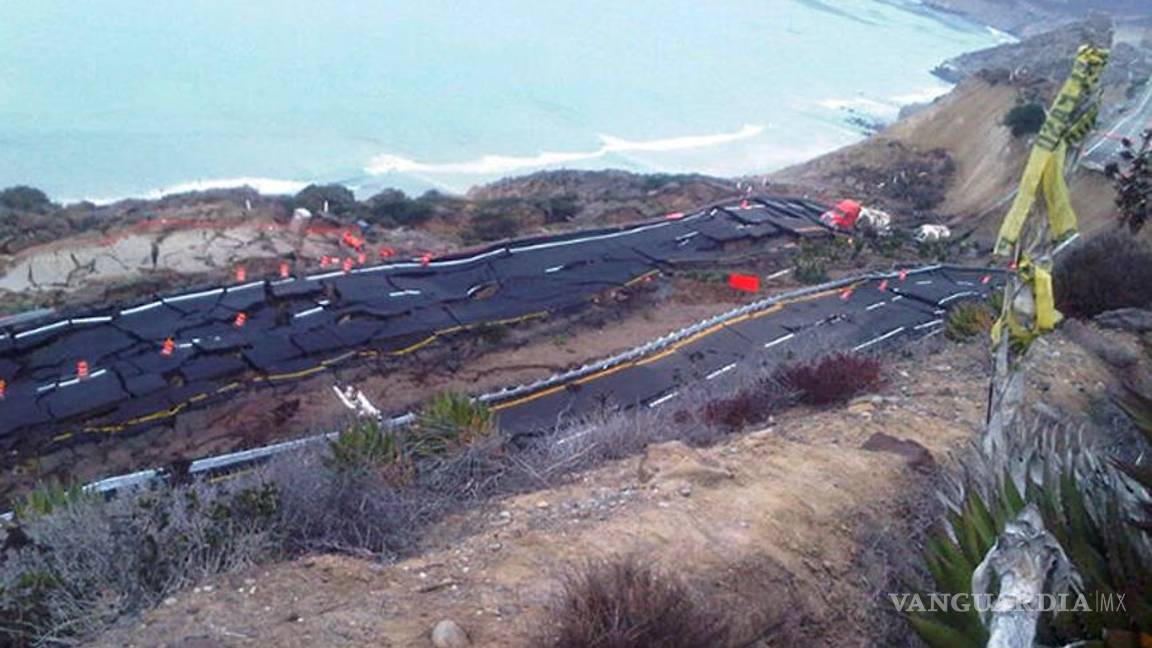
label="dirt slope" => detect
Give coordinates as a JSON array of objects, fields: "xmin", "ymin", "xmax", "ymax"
[
  {"xmin": 774, "ymin": 76, "xmax": 1123, "ymax": 242},
  {"xmin": 95, "ymin": 342, "xmax": 985, "ymax": 646},
  {"xmin": 95, "ymin": 326, "xmax": 1131, "ymax": 647}
]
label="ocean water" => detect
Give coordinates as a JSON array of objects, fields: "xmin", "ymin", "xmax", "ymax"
[{"xmin": 0, "ymin": 0, "xmax": 1008, "ymax": 203}]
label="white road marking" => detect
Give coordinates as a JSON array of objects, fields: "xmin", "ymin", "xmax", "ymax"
[
  {"xmin": 15, "ymin": 320, "xmax": 71, "ymax": 338},
  {"xmin": 293, "ymin": 306, "xmax": 324, "ymax": 319},
  {"xmin": 55, "ymin": 368, "xmax": 108, "ymax": 389},
  {"xmin": 853, "ymin": 326, "xmax": 906, "ymax": 352},
  {"xmin": 939, "ymin": 291, "xmax": 982, "ymax": 305},
  {"xmin": 305, "ymin": 270, "xmax": 345, "ymax": 281},
  {"xmin": 914, "ymin": 318, "xmax": 944, "ymax": 330},
  {"xmin": 763, "ymin": 332, "xmax": 794, "ymax": 349},
  {"xmin": 164, "ymin": 288, "xmax": 224, "ymax": 304},
  {"xmin": 866, "ymin": 301, "xmax": 887, "ymax": 311},
  {"xmin": 70, "ymin": 316, "xmax": 114, "ymax": 325},
  {"xmin": 118, "ymin": 301, "xmax": 165, "ymax": 317},
  {"xmin": 226, "ymin": 281, "xmax": 264, "ymax": 293},
  {"xmin": 706, "ymin": 362, "xmax": 737, "ymax": 380},
  {"xmin": 544, "ymin": 265, "xmax": 565, "ymax": 273},
  {"xmin": 648, "ymin": 391, "xmax": 680, "ymax": 408}
]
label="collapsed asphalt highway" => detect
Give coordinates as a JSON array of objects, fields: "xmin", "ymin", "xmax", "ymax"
[
  {"xmin": 490, "ymin": 264, "xmax": 1000, "ymax": 434},
  {"xmin": 0, "ymin": 195, "xmax": 829, "ymax": 454},
  {"xmin": 68, "ymin": 263, "xmax": 1000, "ymax": 501}
]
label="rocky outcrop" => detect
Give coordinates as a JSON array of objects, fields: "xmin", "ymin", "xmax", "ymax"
[
  {"xmin": 933, "ymin": 17, "xmax": 1115, "ymax": 85},
  {"xmin": 924, "ymin": 1, "xmax": 1147, "ymax": 37}
]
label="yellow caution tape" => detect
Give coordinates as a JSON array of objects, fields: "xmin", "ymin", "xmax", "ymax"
[
  {"xmin": 994, "ymin": 45, "xmax": 1110, "ymax": 257},
  {"xmin": 990, "ymin": 258, "xmax": 1062, "ymax": 347}
]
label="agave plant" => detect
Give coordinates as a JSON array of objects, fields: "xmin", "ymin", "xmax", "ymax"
[
  {"xmin": 411, "ymin": 392, "xmax": 497, "ymax": 457},
  {"xmin": 945, "ymin": 300, "xmax": 997, "ymax": 342},
  {"xmin": 324, "ymin": 419, "xmax": 407, "ymax": 477},
  {"xmin": 910, "ymin": 421, "xmax": 1152, "ymax": 647},
  {"xmin": 1114, "ymin": 385, "xmax": 1152, "ymax": 536}
]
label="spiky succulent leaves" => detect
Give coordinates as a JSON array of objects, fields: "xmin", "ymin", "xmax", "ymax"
[
  {"xmin": 1115, "ymin": 386, "xmax": 1152, "ymax": 447},
  {"xmin": 324, "ymin": 420, "xmax": 406, "ymax": 475},
  {"xmin": 1112, "ymin": 385, "xmax": 1152, "ymax": 534},
  {"xmin": 922, "ymin": 533, "xmax": 985, "ymax": 639},
  {"xmin": 412, "ymin": 392, "xmax": 496, "ymax": 457},
  {"xmin": 906, "ymin": 612, "xmax": 985, "ymax": 648}
]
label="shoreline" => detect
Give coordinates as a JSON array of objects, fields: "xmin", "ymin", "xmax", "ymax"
[{"xmin": 15, "ymin": 3, "xmax": 1016, "ymax": 209}]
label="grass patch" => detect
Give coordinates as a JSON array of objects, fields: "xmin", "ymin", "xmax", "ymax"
[{"xmin": 537, "ymin": 557, "xmax": 736, "ymax": 648}]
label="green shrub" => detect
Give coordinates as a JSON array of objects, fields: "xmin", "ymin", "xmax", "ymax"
[
  {"xmin": 294, "ymin": 183, "xmax": 357, "ymax": 215},
  {"xmin": 1054, "ymin": 231, "xmax": 1152, "ymax": 318},
  {"xmin": 916, "ymin": 239, "xmax": 951, "ymax": 261},
  {"xmin": 910, "ymin": 464, "xmax": 1151, "ymax": 646},
  {"xmin": 538, "ymin": 195, "xmax": 581, "ymax": 223},
  {"xmin": 324, "ymin": 420, "xmax": 406, "ymax": 476},
  {"xmin": 414, "ymin": 393, "xmax": 495, "ymax": 448},
  {"xmin": 13, "ymin": 481, "xmax": 94, "ymax": 521},
  {"xmin": 478, "ymin": 322, "xmax": 510, "ymax": 345},
  {"xmin": 0, "ymin": 186, "xmax": 52, "ymax": 212},
  {"xmin": 0, "ymin": 481, "xmax": 280, "ymax": 645},
  {"xmin": 945, "ymin": 300, "xmax": 996, "ymax": 341},
  {"xmin": 1003, "ymin": 103, "xmax": 1047, "ymax": 137},
  {"xmin": 467, "ymin": 209, "xmax": 521, "ymax": 242},
  {"xmin": 793, "ymin": 256, "xmax": 828, "ymax": 284},
  {"xmin": 367, "ymin": 190, "xmax": 435, "ymax": 226},
  {"xmin": 412, "ymin": 393, "xmax": 496, "ymax": 456},
  {"xmin": 1105, "ymin": 128, "xmax": 1152, "ymax": 234}
]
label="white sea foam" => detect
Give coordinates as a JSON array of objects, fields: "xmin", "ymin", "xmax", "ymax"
[
  {"xmin": 82, "ymin": 177, "xmax": 309, "ymax": 205},
  {"xmin": 818, "ymin": 96, "xmax": 899, "ymax": 116},
  {"xmin": 364, "ymin": 124, "xmax": 766, "ymax": 176},
  {"xmin": 889, "ymin": 85, "xmax": 952, "ymax": 105},
  {"xmin": 819, "ymin": 84, "xmax": 953, "ymax": 124},
  {"xmin": 987, "ymin": 26, "xmax": 1017, "ymax": 44}
]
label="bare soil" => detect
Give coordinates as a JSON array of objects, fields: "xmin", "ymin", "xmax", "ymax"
[{"xmin": 94, "ymin": 321, "xmax": 1135, "ymax": 647}]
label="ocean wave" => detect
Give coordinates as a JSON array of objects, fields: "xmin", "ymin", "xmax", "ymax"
[
  {"xmin": 364, "ymin": 124, "xmax": 765, "ymax": 176},
  {"xmin": 987, "ymin": 26, "xmax": 1017, "ymax": 44},
  {"xmin": 819, "ymin": 85, "xmax": 952, "ymax": 122},
  {"xmin": 817, "ymin": 96, "xmax": 899, "ymax": 117},
  {"xmin": 889, "ymin": 86, "xmax": 951, "ymax": 105},
  {"xmin": 83, "ymin": 177, "xmax": 310, "ymax": 205}
]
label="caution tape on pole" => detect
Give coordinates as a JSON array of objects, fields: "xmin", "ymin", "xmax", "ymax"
[
  {"xmin": 990, "ymin": 258, "xmax": 1062, "ymax": 346},
  {"xmin": 994, "ymin": 45, "xmax": 1110, "ymax": 257}
]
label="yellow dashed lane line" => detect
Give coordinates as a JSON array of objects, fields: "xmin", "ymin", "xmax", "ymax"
[{"xmin": 490, "ymin": 284, "xmax": 854, "ymax": 412}]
